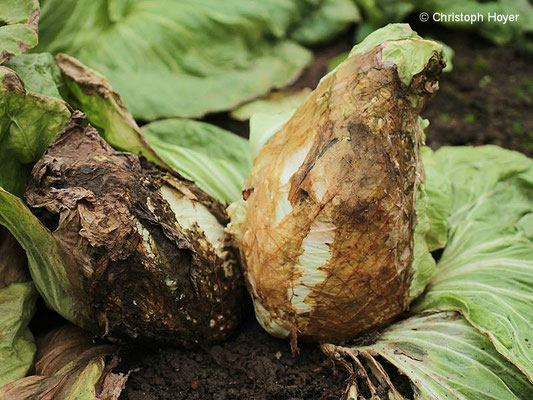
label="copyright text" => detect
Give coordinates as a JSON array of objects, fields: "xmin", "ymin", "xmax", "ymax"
[{"xmin": 419, "ymin": 12, "xmax": 520, "ymax": 25}]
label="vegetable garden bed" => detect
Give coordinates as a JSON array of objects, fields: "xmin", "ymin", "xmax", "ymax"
[
  {"xmin": 119, "ymin": 28, "xmax": 533, "ymax": 400},
  {"xmin": 1, "ymin": 2, "xmax": 532, "ymax": 400}
]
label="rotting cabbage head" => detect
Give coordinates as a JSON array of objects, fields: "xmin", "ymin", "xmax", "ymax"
[
  {"xmin": 23, "ymin": 114, "xmax": 247, "ymax": 347},
  {"xmin": 229, "ymin": 24, "xmax": 445, "ymax": 345}
]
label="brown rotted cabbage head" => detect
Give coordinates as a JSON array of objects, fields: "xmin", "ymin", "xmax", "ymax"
[
  {"xmin": 230, "ymin": 26, "xmax": 444, "ymax": 347},
  {"xmin": 25, "ymin": 116, "xmax": 247, "ymax": 347}
]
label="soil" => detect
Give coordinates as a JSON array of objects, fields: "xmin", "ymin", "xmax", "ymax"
[
  {"xmin": 420, "ymin": 31, "xmax": 533, "ymax": 157},
  {"xmin": 118, "ymin": 319, "xmax": 347, "ymax": 400},
  {"xmin": 29, "ymin": 23, "xmax": 533, "ymax": 400}
]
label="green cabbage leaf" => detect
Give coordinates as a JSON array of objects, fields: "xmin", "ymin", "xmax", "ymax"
[
  {"xmin": 0, "ymin": 64, "xmax": 70, "ymax": 196},
  {"xmin": 0, "ymin": 188, "xmax": 96, "ymax": 333},
  {"xmin": 416, "ymin": 145, "xmax": 533, "ymax": 382},
  {"xmin": 290, "ymin": 0, "xmax": 361, "ymax": 45},
  {"xmin": 143, "ymin": 119, "xmax": 251, "ymax": 205},
  {"xmin": 4, "ymin": 53, "xmax": 63, "ymax": 99},
  {"xmin": 328, "ymin": 312, "xmax": 533, "ymax": 399},
  {"xmin": 0, "ymin": 231, "xmax": 37, "ymax": 387},
  {"xmin": 35, "ymin": 0, "xmax": 318, "ymax": 120},
  {"xmin": 0, "ymin": 0, "xmax": 39, "ymax": 64}
]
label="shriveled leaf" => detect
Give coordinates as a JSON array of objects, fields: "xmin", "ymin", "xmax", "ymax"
[
  {"xmin": 0, "ymin": 67, "xmax": 70, "ymax": 196},
  {"xmin": 56, "ymin": 54, "xmax": 161, "ymax": 162},
  {"xmin": 435, "ymin": 39, "xmax": 454, "ymax": 72},
  {"xmin": 143, "ymin": 119, "xmax": 251, "ymax": 204},
  {"xmin": 36, "ymin": 0, "xmax": 314, "ymax": 120},
  {"xmin": 0, "ymin": 325, "xmax": 125, "ymax": 400},
  {"xmin": 230, "ymin": 88, "xmax": 312, "ymax": 121},
  {"xmin": 4, "ymin": 53, "xmax": 63, "ymax": 99},
  {"xmin": 21, "ymin": 117, "xmax": 246, "ymax": 346},
  {"xmin": 290, "ymin": 0, "xmax": 360, "ymax": 45},
  {"xmin": 0, "ymin": 230, "xmax": 37, "ymax": 387},
  {"xmin": 328, "ymin": 312, "xmax": 533, "ymax": 399},
  {"xmin": 0, "ymin": 187, "xmax": 96, "ymax": 332},
  {"xmin": 0, "ymin": 0, "xmax": 39, "ymax": 63},
  {"xmin": 56, "ymin": 54, "xmax": 250, "ymax": 204},
  {"xmin": 415, "ymin": 146, "xmax": 533, "ymax": 382}
]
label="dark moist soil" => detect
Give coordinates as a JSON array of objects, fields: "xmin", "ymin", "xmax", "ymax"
[
  {"xmin": 118, "ymin": 319, "xmax": 346, "ymax": 400},
  {"xmin": 420, "ymin": 31, "xmax": 533, "ymax": 157},
  {"xmin": 117, "ymin": 26, "xmax": 531, "ymax": 400}
]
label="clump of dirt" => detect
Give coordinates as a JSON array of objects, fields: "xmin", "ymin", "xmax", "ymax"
[{"xmin": 118, "ymin": 318, "xmax": 347, "ymax": 400}]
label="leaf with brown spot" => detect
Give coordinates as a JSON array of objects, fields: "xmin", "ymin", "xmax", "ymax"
[
  {"xmin": 0, "ymin": 0, "xmax": 39, "ymax": 64},
  {"xmin": 0, "ymin": 66, "xmax": 70, "ymax": 196}
]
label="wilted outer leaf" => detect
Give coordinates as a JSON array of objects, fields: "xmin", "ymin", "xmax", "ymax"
[
  {"xmin": 0, "ymin": 188, "xmax": 97, "ymax": 332},
  {"xmin": 0, "ymin": 325, "xmax": 125, "ymax": 400},
  {"xmin": 0, "ymin": 229, "xmax": 37, "ymax": 387},
  {"xmin": 4, "ymin": 53, "xmax": 63, "ymax": 99},
  {"xmin": 55, "ymin": 54, "xmax": 163, "ymax": 162},
  {"xmin": 56, "ymin": 54, "xmax": 251, "ymax": 204},
  {"xmin": 415, "ymin": 146, "xmax": 533, "ymax": 382},
  {"xmin": 0, "ymin": 0, "xmax": 39, "ymax": 64},
  {"xmin": 36, "ymin": 0, "xmax": 314, "ymax": 119},
  {"xmin": 0, "ymin": 66, "xmax": 70, "ymax": 196},
  {"xmin": 0, "ymin": 284, "xmax": 37, "ymax": 387},
  {"xmin": 233, "ymin": 24, "xmax": 444, "ymax": 343},
  {"xmin": 352, "ymin": 312, "xmax": 533, "ymax": 399}
]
